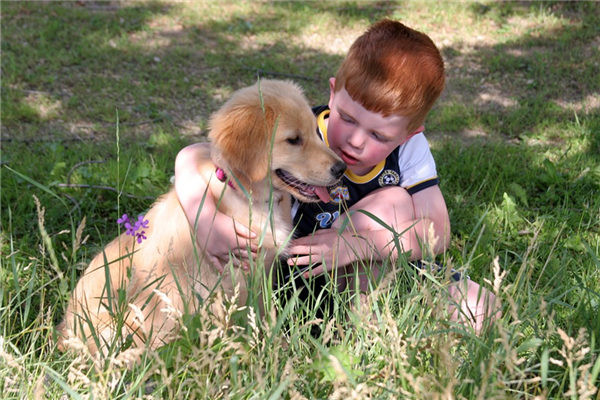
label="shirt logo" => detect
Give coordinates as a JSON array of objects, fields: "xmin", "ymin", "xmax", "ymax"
[
  {"xmin": 378, "ymin": 170, "xmax": 400, "ymax": 186},
  {"xmin": 329, "ymin": 186, "xmax": 350, "ymax": 203}
]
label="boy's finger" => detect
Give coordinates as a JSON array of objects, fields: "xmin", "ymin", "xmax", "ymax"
[
  {"xmin": 287, "ymin": 254, "xmax": 311, "ymax": 266},
  {"xmin": 231, "ymin": 247, "xmax": 258, "ymax": 259},
  {"xmin": 286, "ymin": 244, "xmax": 311, "ymax": 255},
  {"xmin": 303, "ymin": 264, "xmax": 325, "ymax": 278},
  {"xmin": 226, "ymin": 254, "xmax": 248, "ymax": 271},
  {"xmin": 235, "ymin": 248, "xmax": 260, "ymax": 262},
  {"xmin": 209, "ymin": 255, "xmax": 225, "ymax": 273},
  {"xmin": 230, "ymin": 251, "xmax": 247, "ymax": 262},
  {"xmin": 232, "ymin": 256, "xmax": 250, "ymax": 271},
  {"xmin": 290, "ymin": 236, "xmax": 316, "ymax": 246},
  {"xmin": 233, "ymin": 221, "xmax": 256, "ymax": 239}
]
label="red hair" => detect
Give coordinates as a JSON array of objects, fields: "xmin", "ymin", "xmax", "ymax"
[{"xmin": 335, "ymin": 19, "xmax": 445, "ymax": 132}]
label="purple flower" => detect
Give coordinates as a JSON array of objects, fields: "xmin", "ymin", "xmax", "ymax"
[
  {"xmin": 124, "ymin": 221, "xmax": 135, "ymax": 236},
  {"xmin": 135, "ymin": 214, "xmax": 149, "ymax": 229},
  {"xmin": 117, "ymin": 214, "xmax": 129, "ymax": 225},
  {"xmin": 135, "ymin": 231, "xmax": 147, "ymax": 243},
  {"xmin": 117, "ymin": 213, "xmax": 149, "ymax": 242}
]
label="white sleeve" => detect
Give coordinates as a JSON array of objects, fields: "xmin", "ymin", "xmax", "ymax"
[{"xmin": 397, "ymin": 132, "xmax": 438, "ymax": 189}]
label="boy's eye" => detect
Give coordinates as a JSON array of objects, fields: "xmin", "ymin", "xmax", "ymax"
[
  {"xmin": 340, "ymin": 114, "xmax": 355, "ymax": 124},
  {"xmin": 371, "ymin": 131, "xmax": 390, "ymax": 142},
  {"xmin": 286, "ymin": 136, "xmax": 302, "ymax": 145},
  {"xmin": 371, "ymin": 132, "xmax": 384, "ymax": 141}
]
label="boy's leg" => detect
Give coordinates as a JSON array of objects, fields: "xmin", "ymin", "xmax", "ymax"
[
  {"xmin": 331, "ymin": 186, "xmax": 501, "ymax": 332},
  {"xmin": 341, "ymin": 262, "xmax": 501, "ymax": 333}
]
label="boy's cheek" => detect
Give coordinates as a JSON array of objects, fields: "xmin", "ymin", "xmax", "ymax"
[{"xmin": 325, "ymin": 120, "xmax": 342, "ymax": 146}]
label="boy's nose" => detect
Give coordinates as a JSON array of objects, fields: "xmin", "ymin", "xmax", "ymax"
[{"xmin": 346, "ymin": 129, "xmax": 364, "ymax": 149}]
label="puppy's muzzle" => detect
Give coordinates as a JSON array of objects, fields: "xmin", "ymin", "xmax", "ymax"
[{"xmin": 330, "ymin": 161, "xmax": 347, "ymax": 180}]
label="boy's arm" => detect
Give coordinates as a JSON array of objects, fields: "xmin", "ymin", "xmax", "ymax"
[
  {"xmin": 174, "ymin": 143, "xmax": 256, "ymax": 271},
  {"xmin": 287, "ymin": 185, "xmax": 450, "ymax": 274},
  {"xmin": 406, "ymin": 184, "xmax": 451, "ymax": 257}
]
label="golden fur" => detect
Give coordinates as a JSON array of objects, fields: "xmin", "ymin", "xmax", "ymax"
[{"xmin": 56, "ymin": 80, "xmax": 345, "ymax": 355}]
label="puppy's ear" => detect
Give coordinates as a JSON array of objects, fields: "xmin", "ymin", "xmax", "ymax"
[{"xmin": 209, "ymin": 102, "xmax": 275, "ymax": 183}]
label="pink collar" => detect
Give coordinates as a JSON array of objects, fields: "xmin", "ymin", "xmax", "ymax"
[{"xmin": 215, "ymin": 167, "xmax": 236, "ymax": 190}]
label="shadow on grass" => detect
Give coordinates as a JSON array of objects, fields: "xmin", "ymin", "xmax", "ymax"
[
  {"xmin": 434, "ymin": 2, "xmax": 599, "ymax": 156},
  {"xmin": 433, "ymin": 135, "xmax": 599, "ymax": 333},
  {"xmin": 2, "ymin": 1, "xmax": 598, "ymax": 149},
  {"xmin": 1, "ymin": 1, "xmax": 348, "ymax": 141}
]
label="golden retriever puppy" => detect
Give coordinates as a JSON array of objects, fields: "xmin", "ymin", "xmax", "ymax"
[{"xmin": 56, "ymin": 79, "xmax": 345, "ymax": 355}]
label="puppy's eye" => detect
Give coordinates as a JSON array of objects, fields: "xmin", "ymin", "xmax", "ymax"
[{"xmin": 286, "ymin": 136, "xmax": 302, "ymax": 145}]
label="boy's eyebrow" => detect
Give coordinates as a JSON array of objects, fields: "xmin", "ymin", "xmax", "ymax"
[{"xmin": 338, "ymin": 107, "xmax": 355, "ymax": 120}]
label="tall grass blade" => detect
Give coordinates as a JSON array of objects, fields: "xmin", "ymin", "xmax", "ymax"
[
  {"xmin": 590, "ymin": 353, "xmax": 600, "ymax": 393},
  {"xmin": 267, "ymin": 377, "xmax": 290, "ymax": 400},
  {"xmin": 44, "ymin": 366, "xmax": 85, "ymax": 400},
  {"xmin": 541, "ymin": 347, "xmax": 549, "ymax": 388},
  {"xmin": 4, "ymin": 165, "xmax": 69, "ymax": 209}
]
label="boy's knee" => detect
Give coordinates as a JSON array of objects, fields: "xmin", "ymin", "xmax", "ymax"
[
  {"xmin": 335, "ymin": 186, "xmax": 413, "ymax": 231},
  {"xmin": 358, "ymin": 186, "xmax": 410, "ymax": 205}
]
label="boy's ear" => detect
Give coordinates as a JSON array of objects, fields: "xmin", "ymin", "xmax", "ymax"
[
  {"xmin": 408, "ymin": 125, "xmax": 425, "ymax": 138},
  {"xmin": 399, "ymin": 125, "xmax": 424, "ymax": 145},
  {"xmin": 328, "ymin": 77, "xmax": 336, "ymax": 109}
]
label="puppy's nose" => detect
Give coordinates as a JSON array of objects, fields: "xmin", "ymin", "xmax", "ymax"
[{"xmin": 331, "ymin": 161, "xmax": 347, "ymax": 180}]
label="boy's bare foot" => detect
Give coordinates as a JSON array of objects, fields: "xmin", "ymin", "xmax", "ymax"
[{"xmin": 447, "ymin": 279, "xmax": 501, "ymax": 334}]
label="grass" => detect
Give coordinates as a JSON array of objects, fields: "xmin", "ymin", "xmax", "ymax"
[{"xmin": 1, "ymin": 1, "xmax": 599, "ymax": 398}]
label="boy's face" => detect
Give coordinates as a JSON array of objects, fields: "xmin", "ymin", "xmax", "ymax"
[{"xmin": 326, "ymin": 78, "xmax": 424, "ymax": 176}]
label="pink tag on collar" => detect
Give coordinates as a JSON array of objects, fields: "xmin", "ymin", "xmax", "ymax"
[
  {"xmin": 215, "ymin": 167, "xmax": 236, "ymax": 189},
  {"xmin": 215, "ymin": 167, "xmax": 227, "ymax": 182}
]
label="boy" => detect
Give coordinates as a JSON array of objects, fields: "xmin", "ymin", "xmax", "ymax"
[{"xmin": 175, "ymin": 20, "xmax": 499, "ymax": 333}]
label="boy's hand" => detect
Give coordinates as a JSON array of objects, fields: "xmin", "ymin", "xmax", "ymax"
[
  {"xmin": 286, "ymin": 229, "xmax": 367, "ymax": 277},
  {"xmin": 202, "ymin": 213, "xmax": 258, "ymax": 272}
]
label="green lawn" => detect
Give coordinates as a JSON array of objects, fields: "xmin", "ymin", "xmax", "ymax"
[{"xmin": 1, "ymin": 1, "xmax": 599, "ymax": 398}]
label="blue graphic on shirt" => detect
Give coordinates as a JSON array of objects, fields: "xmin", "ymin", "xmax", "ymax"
[{"xmin": 316, "ymin": 211, "xmax": 340, "ymax": 229}]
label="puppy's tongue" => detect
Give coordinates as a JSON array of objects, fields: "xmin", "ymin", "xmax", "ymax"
[{"xmin": 313, "ymin": 186, "xmax": 331, "ymax": 203}]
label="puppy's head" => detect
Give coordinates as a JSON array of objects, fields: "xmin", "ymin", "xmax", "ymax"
[
  {"xmin": 209, "ymin": 82, "xmax": 275, "ymax": 187},
  {"xmin": 209, "ymin": 79, "xmax": 345, "ymax": 202}
]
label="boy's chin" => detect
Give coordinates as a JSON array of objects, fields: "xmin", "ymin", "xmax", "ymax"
[{"xmin": 347, "ymin": 164, "xmax": 372, "ymax": 176}]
